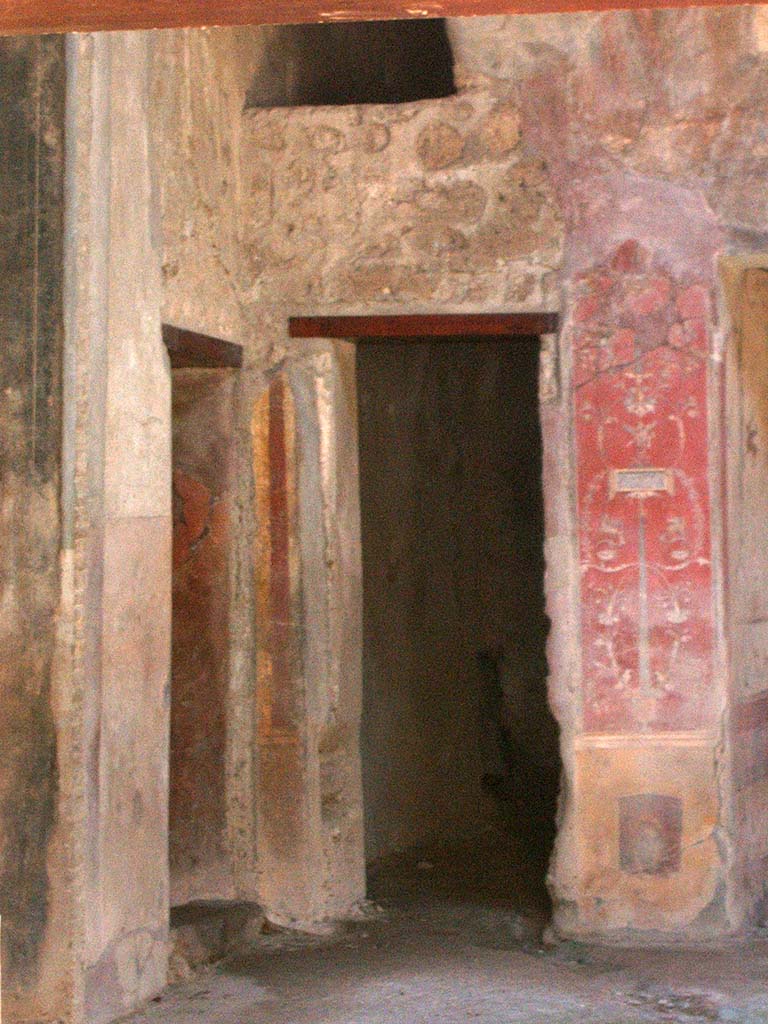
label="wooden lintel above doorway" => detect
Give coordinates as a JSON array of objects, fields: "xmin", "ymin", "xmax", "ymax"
[
  {"xmin": 163, "ymin": 324, "xmax": 244, "ymax": 369},
  {"xmin": 1, "ymin": 0, "xmax": 759, "ymax": 36},
  {"xmin": 289, "ymin": 312, "xmax": 559, "ymax": 339}
]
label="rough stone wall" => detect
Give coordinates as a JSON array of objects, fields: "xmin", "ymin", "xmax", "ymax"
[
  {"xmin": 358, "ymin": 338, "xmax": 557, "ymax": 862},
  {"xmin": 0, "ymin": 35, "xmax": 69, "ymax": 1022},
  {"xmin": 154, "ymin": 8, "xmax": 768, "ymax": 939},
  {"xmin": 171, "ymin": 371, "xmax": 237, "ymax": 906},
  {"xmin": 153, "ymin": 26, "xmax": 563, "ymax": 349}
]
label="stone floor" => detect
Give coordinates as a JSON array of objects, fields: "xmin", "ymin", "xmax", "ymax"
[{"xmin": 129, "ymin": 827, "xmax": 768, "ymax": 1024}]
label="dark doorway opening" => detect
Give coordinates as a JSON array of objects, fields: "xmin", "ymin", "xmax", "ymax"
[{"xmin": 290, "ymin": 312, "xmax": 561, "ymax": 933}]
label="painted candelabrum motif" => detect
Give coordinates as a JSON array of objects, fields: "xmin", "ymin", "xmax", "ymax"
[{"xmin": 573, "ymin": 241, "xmax": 715, "ymax": 734}]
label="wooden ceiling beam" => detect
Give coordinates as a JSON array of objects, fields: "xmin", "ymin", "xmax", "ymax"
[{"xmin": 1, "ymin": 0, "xmax": 760, "ymax": 36}]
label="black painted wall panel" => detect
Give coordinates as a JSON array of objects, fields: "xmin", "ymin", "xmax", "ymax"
[{"xmin": 0, "ymin": 35, "xmax": 64, "ymax": 997}]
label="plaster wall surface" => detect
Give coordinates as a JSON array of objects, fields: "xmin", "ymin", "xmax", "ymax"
[
  {"xmin": 357, "ymin": 338, "xmax": 556, "ymax": 863},
  {"xmin": 154, "ymin": 7, "xmax": 768, "ymax": 940},
  {"xmin": 153, "ymin": 25, "xmax": 562, "ymax": 348},
  {"xmin": 723, "ymin": 263, "xmax": 768, "ymax": 926},
  {"xmin": 65, "ymin": 32, "xmax": 171, "ymax": 1024}
]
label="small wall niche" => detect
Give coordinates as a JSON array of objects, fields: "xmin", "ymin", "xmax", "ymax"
[
  {"xmin": 245, "ymin": 19, "xmax": 455, "ymax": 108},
  {"xmin": 170, "ymin": 368, "xmax": 237, "ymax": 906}
]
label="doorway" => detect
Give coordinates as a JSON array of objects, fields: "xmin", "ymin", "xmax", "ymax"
[{"xmin": 290, "ymin": 313, "xmax": 562, "ymax": 929}]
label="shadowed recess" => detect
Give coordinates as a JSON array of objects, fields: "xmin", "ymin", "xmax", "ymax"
[
  {"xmin": 245, "ymin": 19, "xmax": 455, "ymax": 107},
  {"xmin": 358, "ymin": 337, "xmax": 560, "ymax": 897}
]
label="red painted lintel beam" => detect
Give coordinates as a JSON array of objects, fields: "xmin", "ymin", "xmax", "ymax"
[
  {"xmin": 289, "ymin": 312, "xmax": 559, "ymax": 338},
  {"xmin": 0, "ymin": 0, "xmax": 760, "ymax": 36}
]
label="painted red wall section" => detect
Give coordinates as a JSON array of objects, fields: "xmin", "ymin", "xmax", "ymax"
[
  {"xmin": 514, "ymin": 7, "xmax": 754, "ymax": 929},
  {"xmin": 265, "ymin": 377, "xmax": 299, "ymax": 733},
  {"xmin": 253, "ymin": 375, "xmax": 317, "ymax": 913},
  {"xmin": 573, "ymin": 242, "xmax": 715, "ymax": 734},
  {"xmin": 255, "ymin": 375, "xmax": 303, "ymax": 741},
  {"xmin": 170, "ymin": 372, "xmax": 235, "ymax": 904}
]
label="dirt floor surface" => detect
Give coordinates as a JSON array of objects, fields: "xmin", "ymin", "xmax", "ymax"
[
  {"xmin": 126, "ymin": 829, "xmax": 768, "ymax": 1024},
  {"xmin": 125, "ymin": 906, "xmax": 768, "ymax": 1024}
]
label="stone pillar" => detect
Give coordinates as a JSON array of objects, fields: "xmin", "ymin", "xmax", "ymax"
[
  {"xmin": 301, "ymin": 344, "xmax": 366, "ymax": 919},
  {"xmin": 548, "ymin": 186, "xmax": 730, "ymax": 937},
  {"xmin": 251, "ymin": 345, "xmax": 365, "ymax": 927},
  {"xmin": 519, "ymin": 16, "xmax": 739, "ymax": 935},
  {"xmin": 65, "ymin": 33, "xmax": 171, "ymax": 1023},
  {"xmin": 723, "ymin": 262, "xmax": 768, "ymax": 929}
]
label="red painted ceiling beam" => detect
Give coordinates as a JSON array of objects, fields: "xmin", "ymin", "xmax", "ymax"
[
  {"xmin": 0, "ymin": 0, "xmax": 761, "ymax": 36},
  {"xmin": 289, "ymin": 312, "xmax": 559, "ymax": 337}
]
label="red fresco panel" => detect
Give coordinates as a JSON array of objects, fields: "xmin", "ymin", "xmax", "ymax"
[{"xmin": 574, "ymin": 242, "xmax": 715, "ymax": 734}]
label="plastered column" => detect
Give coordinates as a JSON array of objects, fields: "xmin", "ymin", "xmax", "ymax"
[
  {"xmin": 251, "ymin": 345, "xmax": 365, "ymax": 927},
  {"xmin": 301, "ymin": 343, "xmax": 366, "ymax": 918},
  {"xmin": 65, "ymin": 32, "xmax": 170, "ymax": 1024},
  {"xmin": 545, "ymin": 223, "xmax": 730, "ymax": 938},
  {"xmin": 520, "ymin": 15, "xmax": 740, "ymax": 935},
  {"xmin": 722, "ymin": 260, "xmax": 768, "ymax": 928},
  {"xmin": 539, "ymin": 330, "xmax": 583, "ymax": 927}
]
